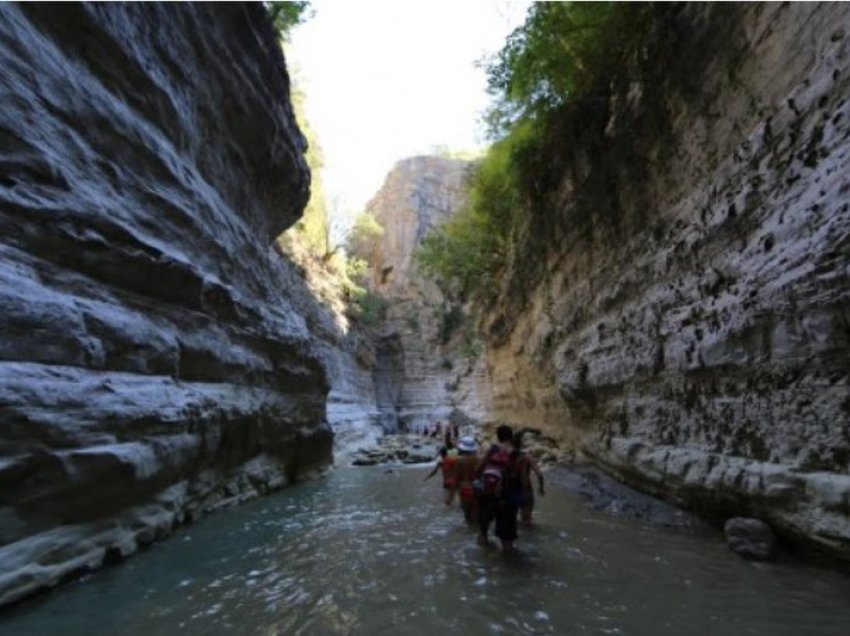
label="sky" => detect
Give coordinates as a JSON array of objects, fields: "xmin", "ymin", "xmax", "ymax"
[{"xmin": 286, "ymin": 0, "xmax": 532, "ymax": 231}]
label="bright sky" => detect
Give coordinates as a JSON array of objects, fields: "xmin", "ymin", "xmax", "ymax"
[{"xmin": 286, "ymin": 0, "xmax": 531, "ymax": 230}]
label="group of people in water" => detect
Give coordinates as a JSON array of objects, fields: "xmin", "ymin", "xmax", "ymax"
[
  {"xmin": 424, "ymin": 424, "xmax": 544, "ymax": 554},
  {"xmin": 414, "ymin": 420, "xmax": 458, "ymax": 439}
]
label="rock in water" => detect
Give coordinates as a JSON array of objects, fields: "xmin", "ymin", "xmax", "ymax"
[
  {"xmin": 0, "ymin": 2, "xmax": 333, "ymax": 606},
  {"xmin": 725, "ymin": 518, "xmax": 779, "ymax": 561}
]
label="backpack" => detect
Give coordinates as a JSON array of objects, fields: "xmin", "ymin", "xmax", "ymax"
[{"xmin": 479, "ymin": 444, "xmax": 518, "ymax": 498}]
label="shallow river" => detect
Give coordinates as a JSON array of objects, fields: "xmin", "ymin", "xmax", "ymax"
[{"xmin": 2, "ymin": 465, "xmax": 850, "ymax": 635}]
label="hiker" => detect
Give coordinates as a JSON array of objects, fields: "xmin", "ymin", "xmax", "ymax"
[
  {"xmin": 444, "ymin": 428, "xmax": 455, "ymax": 451},
  {"xmin": 450, "ymin": 436, "xmax": 480, "ymax": 526},
  {"xmin": 512, "ymin": 432, "xmax": 545, "ymax": 527},
  {"xmin": 423, "ymin": 446, "xmax": 459, "ymax": 504},
  {"xmin": 475, "ymin": 424, "xmax": 521, "ymax": 553}
]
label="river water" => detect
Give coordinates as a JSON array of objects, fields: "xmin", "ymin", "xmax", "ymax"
[{"xmin": 2, "ymin": 465, "xmax": 850, "ymax": 635}]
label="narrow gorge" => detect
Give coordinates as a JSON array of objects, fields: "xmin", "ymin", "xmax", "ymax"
[{"xmin": 0, "ymin": 0, "xmax": 849, "ymax": 623}]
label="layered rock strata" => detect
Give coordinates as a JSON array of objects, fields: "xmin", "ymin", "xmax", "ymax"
[
  {"xmin": 364, "ymin": 156, "xmax": 491, "ymax": 432},
  {"xmin": 481, "ymin": 3, "xmax": 850, "ymax": 560},
  {"xmin": 323, "ymin": 331, "xmax": 383, "ymax": 457},
  {"xmin": 0, "ymin": 3, "xmax": 332, "ymax": 605}
]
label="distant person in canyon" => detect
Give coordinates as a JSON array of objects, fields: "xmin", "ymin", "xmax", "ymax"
[
  {"xmin": 451, "ymin": 436, "xmax": 480, "ymax": 526},
  {"xmin": 428, "ymin": 421, "xmax": 443, "ymax": 438},
  {"xmin": 512, "ymin": 431, "xmax": 545, "ymax": 527},
  {"xmin": 475, "ymin": 424, "xmax": 522, "ymax": 554}
]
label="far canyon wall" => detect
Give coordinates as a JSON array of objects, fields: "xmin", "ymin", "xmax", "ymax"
[{"xmin": 364, "ymin": 156, "xmax": 490, "ymax": 432}]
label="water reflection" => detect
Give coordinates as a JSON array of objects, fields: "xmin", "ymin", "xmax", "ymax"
[{"xmin": 2, "ymin": 466, "xmax": 850, "ymax": 635}]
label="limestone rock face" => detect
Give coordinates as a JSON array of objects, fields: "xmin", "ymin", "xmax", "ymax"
[
  {"xmin": 367, "ymin": 156, "xmax": 469, "ymax": 293},
  {"xmin": 0, "ymin": 3, "xmax": 332, "ymax": 605},
  {"xmin": 482, "ymin": 3, "xmax": 850, "ymax": 560},
  {"xmin": 323, "ymin": 331, "xmax": 383, "ymax": 458},
  {"xmin": 364, "ymin": 157, "xmax": 491, "ymax": 431}
]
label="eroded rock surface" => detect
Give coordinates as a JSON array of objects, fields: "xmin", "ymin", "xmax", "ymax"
[
  {"xmin": 480, "ymin": 3, "xmax": 850, "ymax": 560},
  {"xmin": 0, "ymin": 3, "xmax": 332, "ymax": 605}
]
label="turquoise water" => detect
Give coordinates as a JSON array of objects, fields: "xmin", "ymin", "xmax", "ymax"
[{"xmin": 2, "ymin": 466, "xmax": 849, "ymax": 635}]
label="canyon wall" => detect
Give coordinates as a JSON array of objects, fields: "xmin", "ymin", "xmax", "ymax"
[
  {"xmin": 0, "ymin": 3, "xmax": 333, "ymax": 605},
  {"xmin": 482, "ymin": 3, "xmax": 850, "ymax": 559},
  {"xmin": 324, "ymin": 329, "xmax": 383, "ymax": 456},
  {"xmin": 364, "ymin": 156, "xmax": 491, "ymax": 432}
]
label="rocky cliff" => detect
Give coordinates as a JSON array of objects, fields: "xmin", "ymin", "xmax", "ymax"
[
  {"xmin": 0, "ymin": 3, "xmax": 333, "ymax": 605},
  {"xmin": 363, "ymin": 156, "xmax": 490, "ymax": 432},
  {"xmin": 481, "ymin": 3, "xmax": 850, "ymax": 560}
]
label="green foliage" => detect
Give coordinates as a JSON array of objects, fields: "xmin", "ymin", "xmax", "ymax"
[
  {"xmin": 484, "ymin": 2, "xmax": 651, "ymax": 136},
  {"xmin": 416, "ymin": 2, "xmax": 656, "ymax": 305},
  {"xmin": 345, "ymin": 212, "xmax": 384, "ymax": 263},
  {"xmin": 340, "ymin": 255, "xmax": 386, "ymax": 328},
  {"xmin": 439, "ymin": 305, "xmax": 465, "ymax": 344},
  {"xmin": 415, "ymin": 120, "xmax": 538, "ymax": 301},
  {"xmin": 348, "ymin": 288, "xmax": 388, "ymax": 327},
  {"xmin": 345, "ymin": 256, "xmax": 369, "ymax": 286},
  {"xmin": 459, "ymin": 333, "xmax": 484, "ymax": 361},
  {"xmin": 285, "ymin": 87, "xmax": 330, "ymax": 256},
  {"xmin": 266, "ymin": 2, "xmax": 311, "ymax": 38}
]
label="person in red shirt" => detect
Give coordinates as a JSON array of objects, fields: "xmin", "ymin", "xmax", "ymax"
[{"xmin": 424, "ymin": 445, "xmax": 459, "ymax": 504}]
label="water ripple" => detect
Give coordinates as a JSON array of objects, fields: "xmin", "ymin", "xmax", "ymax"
[{"xmin": 2, "ymin": 467, "xmax": 850, "ymax": 635}]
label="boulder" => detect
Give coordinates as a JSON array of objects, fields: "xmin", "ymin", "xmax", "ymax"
[{"xmin": 724, "ymin": 517, "xmax": 779, "ymax": 561}]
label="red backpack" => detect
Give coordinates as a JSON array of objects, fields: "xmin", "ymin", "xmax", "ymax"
[{"xmin": 480, "ymin": 444, "xmax": 515, "ymax": 497}]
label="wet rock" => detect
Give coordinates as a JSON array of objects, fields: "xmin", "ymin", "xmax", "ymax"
[
  {"xmin": 724, "ymin": 517, "xmax": 779, "ymax": 561},
  {"xmin": 551, "ymin": 465, "xmax": 710, "ymax": 531},
  {"xmin": 349, "ymin": 434, "xmax": 440, "ymax": 467}
]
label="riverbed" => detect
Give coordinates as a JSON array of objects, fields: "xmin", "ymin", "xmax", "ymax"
[{"xmin": 2, "ymin": 465, "xmax": 849, "ymax": 635}]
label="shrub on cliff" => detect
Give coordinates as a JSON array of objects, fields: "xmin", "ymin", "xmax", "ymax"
[
  {"xmin": 417, "ymin": 3, "xmax": 737, "ymax": 311},
  {"xmin": 266, "ymin": 1, "xmax": 311, "ymax": 38},
  {"xmin": 345, "ymin": 211, "xmax": 384, "ymax": 265},
  {"xmin": 416, "ymin": 3, "xmax": 652, "ymax": 304},
  {"xmin": 483, "ymin": 2, "xmax": 650, "ymax": 136},
  {"xmin": 280, "ymin": 87, "xmax": 331, "ymax": 257},
  {"xmin": 415, "ymin": 120, "xmax": 538, "ymax": 299}
]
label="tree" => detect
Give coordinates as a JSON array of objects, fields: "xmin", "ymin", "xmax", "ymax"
[
  {"xmin": 266, "ymin": 2, "xmax": 311, "ymax": 38},
  {"xmin": 415, "ymin": 2, "xmax": 653, "ymax": 303},
  {"xmin": 483, "ymin": 2, "xmax": 649, "ymax": 137},
  {"xmin": 345, "ymin": 212, "xmax": 384, "ymax": 264}
]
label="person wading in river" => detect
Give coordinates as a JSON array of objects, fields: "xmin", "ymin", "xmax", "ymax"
[
  {"xmin": 512, "ymin": 431, "xmax": 545, "ymax": 527},
  {"xmin": 475, "ymin": 424, "xmax": 521, "ymax": 553},
  {"xmin": 450, "ymin": 436, "xmax": 479, "ymax": 526},
  {"xmin": 423, "ymin": 444, "xmax": 459, "ymax": 505}
]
